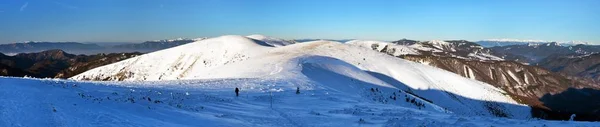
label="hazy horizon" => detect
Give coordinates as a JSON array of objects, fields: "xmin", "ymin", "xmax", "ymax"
[{"xmin": 1, "ymin": 0, "xmax": 599, "ymax": 44}]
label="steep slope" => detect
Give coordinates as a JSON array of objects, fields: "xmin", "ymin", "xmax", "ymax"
[
  {"xmin": 0, "ymin": 42, "xmax": 104, "ymax": 54},
  {"xmin": 54, "ymin": 52, "xmax": 143, "ymax": 78},
  {"xmin": 74, "ymin": 35, "xmax": 530, "ymax": 118},
  {"xmin": 0, "ymin": 50, "xmax": 141, "ymax": 78},
  {"xmin": 537, "ymin": 53, "xmax": 600, "ymax": 80},
  {"xmin": 352, "ymin": 41, "xmax": 600, "ymax": 120},
  {"xmin": 399, "ymin": 55, "xmax": 598, "ymax": 103}
]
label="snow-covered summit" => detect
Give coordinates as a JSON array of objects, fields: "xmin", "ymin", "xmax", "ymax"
[
  {"xmin": 72, "ymin": 35, "xmax": 273, "ymax": 81},
  {"xmin": 72, "ymin": 35, "xmax": 530, "ymax": 118}
]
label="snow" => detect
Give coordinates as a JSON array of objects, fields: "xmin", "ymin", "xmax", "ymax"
[
  {"xmin": 478, "ymin": 39, "xmax": 590, "ymax": 47},
  {"xmin": 5, "ymin": 35, "xmax": 596, "ymax": 126},
  {"xmin": 425, "ymin": 40, "xmax": 453, "ymax": 51},
  {"xmin": 247, "ymin": 34, "xmax": 295, "ymax": 47},
  {"xmin": 346, "ymin": 40, "xmax": 420, "ymax": 56},
  {"xmin": 1, "ymin": 77, "xmax": 598, "ymax": 126},
  {"xmin": 346, "ymin": 40, "xmax": 389, "ymax": 52},
  {"xmin": 72, "ymin": 35, "xmax": 274, "ymax": 81},
  {"xmin": 468, "ymin": 52, "xmax": 504, "ymax": 61},
  {"xmin": 72, "ymin": 35, "xmax": 528, "ymax": 118},
  {"xmin": 507, "ymin": 70, "xmax": 522, "ymax": 86}
]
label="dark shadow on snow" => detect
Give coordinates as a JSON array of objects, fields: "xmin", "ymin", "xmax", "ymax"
[
  {"xmin": 299, "ymin": 55, "xmax": 530, "ymax": 118},
  {"xmin": 532, "ymin": 88, "xmax": 600, "ymax": 121}
]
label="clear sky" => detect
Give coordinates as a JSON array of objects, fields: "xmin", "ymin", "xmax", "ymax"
[{"xmin": 0, "ymin": 0, "xmax": 599, "ymax": 43}]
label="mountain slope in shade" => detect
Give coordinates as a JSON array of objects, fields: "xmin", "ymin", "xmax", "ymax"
[
  {"xmin": 538, "ymin": 53, "xmax": 600, "ymax": 80},
  {"xmin": 112, "ymin": 38, "xmax": 207, "ymax": 51},
  {"xmin": 73, "ymin": 35, "xmax": 530, "ymax": 118},
  {"xmin": 490, "ymin": 43, "xmax": 600, "ymax": 63},
  {"xmin": 0, "ymin": 38, "xmax": 207, "ymax": 55},
  {"xmin": 0, "ymin": 50, "xmax": 141, "ymax": 78},
  {"xmin": 0, "ymin": 42, "xmax": 104, "ymax": 54},
  {"xmin": 352, "ymin": 40, "xmax": 600, "ymax": 121}
]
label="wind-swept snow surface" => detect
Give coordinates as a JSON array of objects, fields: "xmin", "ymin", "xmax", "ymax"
[
  {"xmin": 72, "ymin": 35, "xmax": 529, "ymax": 119},
  {"xmin": 2, "ymin": 77, "xmax": 598, "ymax": 127}
]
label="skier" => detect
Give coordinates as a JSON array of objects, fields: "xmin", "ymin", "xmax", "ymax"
[
  {"xmin": 235, "ymin": 87, "xmax": 240, "ymax": 97},
  {"xmin": 569, "ymin": 114, "xmax": 576, "ymax": 121}
]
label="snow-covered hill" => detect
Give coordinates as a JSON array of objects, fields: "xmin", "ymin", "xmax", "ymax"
[{"xmin": 72, "ymin": 35, "xmax": 530, "ymax": 118}]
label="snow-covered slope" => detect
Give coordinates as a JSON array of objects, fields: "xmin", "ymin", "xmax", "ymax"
[
  {"xmin": 73, "ymin": 35, "xmax": 273, "ymax": 81},
  {"xmin": 346, "ymin": 40, "xmax": 420, "ymax": 56},
  {"xmin": 247, "ymin": 34, "xmax": 295, "ymax": 47},
  {"xmin": 349, "ymin": 40, "xmax": 504, "ymax": 61},
  {"xmin": 3, "ymin": 77, "xmax": 597, "ymax": 126},
  {"xmin": 73, "ymin": 35, "xmax": 530, "ymax": 118}
]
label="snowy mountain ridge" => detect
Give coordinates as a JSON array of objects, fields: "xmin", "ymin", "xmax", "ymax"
[
  {"xmin": 349, "ymin": 40, "xmax": 504, "ymax": 61},
  {"xmin": 477, "ymin": 39, "xmax": 590, "ymax": 47},
  {"xmin": 4, "ymin": 35, "xmax": 600, "ymax": 126},
  {"xmin": 73, "ymin": 35, "xmax": 530, "ymax": 118}
]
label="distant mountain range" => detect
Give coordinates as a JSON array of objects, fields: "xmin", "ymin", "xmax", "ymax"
[
  {"xmin": 0, "ymin": 49, "xmax": 141, "ymax": 78},
  {"xmin": 0, "ymin": 38, "xmax": 206, "ymax": 55},
  {"xmin": 476, "ymin": 39, "xmax": 590, "ymax": 47},
  {"xmin": 490, "ymin": 42, "xmax": 600, "ymax": 63},
  {"xmin": 0, "ymin": 42, "xmax": 104, "ymax": 55}
]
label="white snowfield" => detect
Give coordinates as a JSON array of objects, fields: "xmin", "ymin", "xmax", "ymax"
[
  {"xmin": 3, "ymin": 35, "xmax": 596, "ymax": 126},
  {"xmin": 3, "ymin": 77, "xmax": 596, "ymax": 127}
]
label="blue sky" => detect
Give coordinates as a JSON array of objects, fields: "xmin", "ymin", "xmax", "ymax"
[{"xmin": 0, "ymin": 0, "xmax": 599, "ymax": 43}]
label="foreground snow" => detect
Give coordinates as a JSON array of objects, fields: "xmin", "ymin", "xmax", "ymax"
[{"xmin": 1, "ymin": 77, "xmax": 597, "ymax": 127}]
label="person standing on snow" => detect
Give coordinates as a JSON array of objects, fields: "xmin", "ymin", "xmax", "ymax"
[{"xmin": 235, "ymin": 87, "xmax": 240, "ymax": 97}]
